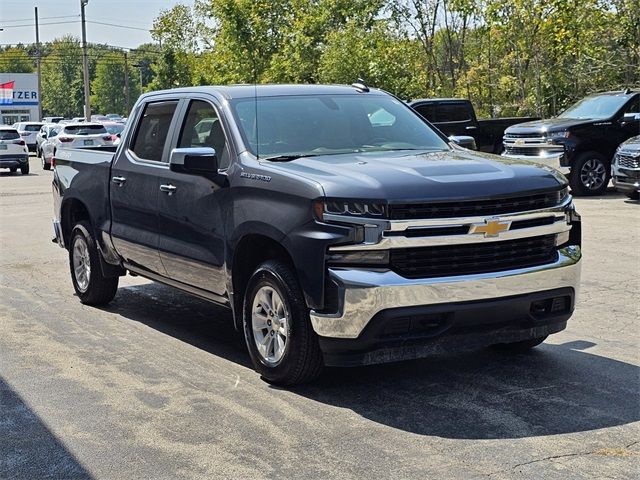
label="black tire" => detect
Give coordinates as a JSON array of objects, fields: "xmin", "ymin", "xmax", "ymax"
[
  {"xmin": 37, "ymin": 147, "xmax": 41, "ymax": 158},
  {"xmin": 243, "ymin": 260, "xmax": 323, "ymax": 385},
  {"xmin": 569, "ymin": 152, "xmax": 610, "ymax": 196},
  {"xmin": 69, "ymin": 221, "xmax": 118, "ymax": 305},
  {"xmin": 9, "ymin": 167, "xmax": 17, "ymax": 173},
  {"xmin": 627, "ymin": 191, "xmax": 639, "ymax": 200},
  {"xmin": 493, "ymin": 335, "xmax": 548, "ymax": 353},
  {"xmin": 42, "ymin": 156, "xmax": 51, "ymax": 170},
  {"xmin": 20, "ymin": 162, "xmax": 29, "ymax": 175}
]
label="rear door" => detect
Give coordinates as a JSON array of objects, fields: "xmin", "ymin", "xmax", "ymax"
[
  {"xmin": 157, "ymin": 97, "xmax": 232, "ymax": 295},
  {"xmin": 109, "ymin": 99, "xmax": 181, "ymax": 274}
]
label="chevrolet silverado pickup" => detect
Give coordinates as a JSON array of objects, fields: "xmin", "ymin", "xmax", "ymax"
[
  {"xmin": 52, "ymin": 84, "xmax": 582, "ymax": 385},
  {"xmin": 503, "ymin": 89, "xmax": 640, "ymax": 196},
  {"xmin": 410, "ymin": 98, "xmax": 538, "ymax": 154}
]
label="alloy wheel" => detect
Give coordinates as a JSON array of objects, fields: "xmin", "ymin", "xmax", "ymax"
[
  {"xmin": 72, "ymin": 236, "xmax": 91, "ymax": 292},
  {"xmin": 580, "ymin": 158, "xmax": 606, "ymax": 191},
  {"xmin": 251, "ymin": 286, "xmax": 289, "ymax": 365}
]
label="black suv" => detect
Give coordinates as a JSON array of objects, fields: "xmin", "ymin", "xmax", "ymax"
[{"xmin": 503, "ymin": 90, "xmax": 640, "ymax": 195}]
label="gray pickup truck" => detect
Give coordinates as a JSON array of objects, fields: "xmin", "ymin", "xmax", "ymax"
[{"xmin": 52, "ymin": 84, "xmax": 582, "ymax": 385}]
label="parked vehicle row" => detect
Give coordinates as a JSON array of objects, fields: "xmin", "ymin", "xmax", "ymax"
[{"xmin": 38, "ymin": 122, "xmax": 116, "ymax": 170}]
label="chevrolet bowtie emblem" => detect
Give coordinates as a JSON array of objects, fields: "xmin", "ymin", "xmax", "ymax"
[{"xmin": 469, "ymin": 218, "xmax": 512, "ymax": 238}]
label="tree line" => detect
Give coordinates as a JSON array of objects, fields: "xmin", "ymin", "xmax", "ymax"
[{"xmin": 1, "ymin": 0, "xmax": 638, "ymax": 119}]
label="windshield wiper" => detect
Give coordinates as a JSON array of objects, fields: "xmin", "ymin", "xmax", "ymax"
[{"xmin": 260, "ymin": 154, "xmax": 320, "ymax": 162}]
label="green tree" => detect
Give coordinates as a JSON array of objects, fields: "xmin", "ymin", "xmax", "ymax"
[
  {"xmin": 41, "ymin": 36, "xmax": 84, "ymax": 118},
  {"xmin": 0, "ymin": 47, "xmax": 35, "ymax": 73},
  {"xmin": 91, "ymin": 52, "xmax": 141, "ymax": 115}
]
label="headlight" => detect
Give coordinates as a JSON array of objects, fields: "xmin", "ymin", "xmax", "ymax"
[
  {"xmin": 547, "ymin": 131, "xmax": 570, "ymax": 139},
  {"xmin": 327, "ymin": 250, "xmax": 389, "ymax": 266},
  {"xmin": 314, "ymin": 199, "xmax": 387, "ymax": 220}
]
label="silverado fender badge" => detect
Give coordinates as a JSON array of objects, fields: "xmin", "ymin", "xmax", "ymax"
[
  {"xmin": 240, "ymin": 172, "xmax": 271, "ymax": 182},
  {"xmin": 469, "ymin": 217, "xmax": 512, "ymax": 238}
]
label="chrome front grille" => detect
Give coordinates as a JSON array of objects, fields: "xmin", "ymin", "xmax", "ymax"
[
  {"xmin": 617, "ymin": 154, "xmax": 640, "ymax": 169},
  {"xmin": 504, "ymin": 133, "xmax": 543, "ymax": 139}
]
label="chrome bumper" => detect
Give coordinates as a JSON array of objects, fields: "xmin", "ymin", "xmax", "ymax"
[
  {"xmin": 310, "ymin": 246, "xmax": 581, "ymax": 339},
  {"xmin": 52, "ymin": 219, "xmax": 64, "ymax": 248}
]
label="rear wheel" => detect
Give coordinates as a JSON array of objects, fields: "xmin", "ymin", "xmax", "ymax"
[
  {"xmin": 69, "ymin": 221, "xmax": 118, "ymax": 305},
  {"xmin": 627, "ymin": 191, "xmax": 639, "ymax": 200},
  {"xmin": 569, "ymin": 152, "xmax": 609, "ymax": 196},
  {"xmin": 493, "ymin": 335, "xmax": 548, "ymax": 353},
  {"xmin": 243, "ymin": 260, "xmax": 323, "ymax": 385},
  {"xmin": 42, "ymin": 156, "xmax": 50, "ymax": 170},
  {"xmin": 20, "ymin": 162, "xmax": 29, "ymax": 175}
]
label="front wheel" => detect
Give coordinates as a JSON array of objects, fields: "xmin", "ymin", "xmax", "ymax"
[
  {"xmin": 569, "ymin": 152, "xmax": 609, "ymax": 196},
  {"xmin": 69, "ymin": 221, "xmax": 118, "ymax": 305},
  {"xmin": 627, "ymin": 191, "xmax": 639, "ymax": 200},
  {"xmin": 243, "ymin": 260, "xmax": 323, "ymax": 385}
]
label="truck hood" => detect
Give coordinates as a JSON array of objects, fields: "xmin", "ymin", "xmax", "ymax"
[
  {"xmin": 264, "ymin": 149, "xmax": 565, "ymax": 201},
  {"xmin": 506, "ymin": 117, "xmax": 595, "ymax": 134}
]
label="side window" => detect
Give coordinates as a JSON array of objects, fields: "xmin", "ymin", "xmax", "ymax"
[
  {"xmin": 414, "ymin": 104, "xmax": 436, "ymax": 122},
  {"xmin": 130, "ymin": 100, "xmax": 179, "ymax": 162},
  {"xmin": 622, "ymin": 97, "xmax": 640, "ymax": 115},
  {"xmin": 49, "ymin": 126, "xmax": 58, "ymax": 137},
  {"xmin": 178, "ymin": 100, "xmax": 230, "ymax": 169},
  {"xmin": 435, "ymin": 104, "xmax": 471, "ymax": 122}
]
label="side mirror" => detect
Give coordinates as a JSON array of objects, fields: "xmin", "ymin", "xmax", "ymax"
[
  {"xmin": 449, "ymin": 135, "xmax": 477, "ymax": 150},
  {"xmin": 622, "ymin": 112, "xmax": 640, "ymax": 123},
  {"xmin": 116, "ymin": 133, "xmax": 121, "ymax": 138},
  {"xmin": 170, "ymin": 147, "xmax": 218, "ymax": 178},
  {"xmin": 41, "ymin": 133, "xmax": 47, "ymax": 139}
]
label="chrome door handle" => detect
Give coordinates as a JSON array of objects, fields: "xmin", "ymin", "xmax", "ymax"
[
  {"xmin": 112, "ymin": 176, "xmax": 126, "ymax": 186},
  {"xmin": 160, "ymin": 184, "xmax": 177, "ymax": 195},
  {"xmin": 465, "ymin": 125, "xmax": 477, "ymax": 130}
]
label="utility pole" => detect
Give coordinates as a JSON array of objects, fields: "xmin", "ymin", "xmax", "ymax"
[
  {"xmin": 35, "ymin": 7, "xmax": 42, "ymax": 121},
  {"xmin": 80, "ymin": 0, "xmax": 91, "ymax": 120},
  {"xmin": 123, "ymin": 51, "xmax": 130, "ymax": 114}
]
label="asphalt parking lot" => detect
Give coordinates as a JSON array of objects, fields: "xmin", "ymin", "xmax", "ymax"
[{"xmin": 0, "ymin": 154, "xmax": 638, "ymax": 480}]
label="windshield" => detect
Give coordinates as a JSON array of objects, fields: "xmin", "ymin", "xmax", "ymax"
[
  {"xmin": 559, "ymin": 95, "xmax": 629, "ymax": 119},
  {"xmin": 232, "ymin": 94, "xmax": 449, "ymax": 159},
  {"xmin": 64, "ymin": 125, "xmax": 107, "ymax": 135}
]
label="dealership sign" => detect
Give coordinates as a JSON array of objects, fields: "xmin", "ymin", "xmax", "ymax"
[
  {"xmin": 0, "ymin": 81, "xmax": 14, "ymax": 105},
  {"xmin": 0, "ymin": 80, "xmax": 38, "ymax": 106}
]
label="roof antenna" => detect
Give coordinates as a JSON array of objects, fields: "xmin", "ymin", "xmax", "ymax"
[
  {"xmin": 623, "ymin": 87, "xmax": 631, "ymax": 95},
  {"xmin": 352, "ymin": 78, "xmax": 369, "ymax": 93}
]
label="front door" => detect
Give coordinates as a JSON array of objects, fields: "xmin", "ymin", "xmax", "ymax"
[
  {"xmin": 157, "ymin": 98, "xmax": 231, "ymax": 295},
  {"xmin": 110, "ymin": 99, "xmax": 180, "ymax": 275}
]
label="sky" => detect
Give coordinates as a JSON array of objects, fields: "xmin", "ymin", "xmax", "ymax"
[{"xmin": 1, "ymin": 0, "xmax": 194, "ymax": 50}]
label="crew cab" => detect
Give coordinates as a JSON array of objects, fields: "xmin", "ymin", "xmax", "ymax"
[
  {"xmin": 52, "ymin": 85, "xmax": 582, "ymax": 385},
  {"xmin": 409, "ymin": 98, "xmax": 538, "ymax": 154},
  {"xmin": 503, "ymin": 90, "xmax": 640, "ymax": 196}
]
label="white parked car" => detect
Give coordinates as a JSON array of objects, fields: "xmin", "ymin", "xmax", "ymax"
[
  {"xmin": 102, "ymin": 121, "xmax": 126, "ymax": 146},
  {"xmin": 36, "ymin": 124, "xmax": 58, "ymax": 159},
  {"xmin": 12, "ymin": 121, "xmax": 44, "ymax": 153},
  {"xmin": 0, "ymin": 126, "xmax": 30, "ymax": 174},
  {"xmin": 41, "ymin": 123, "xmax": 114, "ymax": 166}
]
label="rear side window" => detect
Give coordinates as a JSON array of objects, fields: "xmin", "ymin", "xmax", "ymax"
[
  {"xmin": 435, "ymin": 104, "xmax": 471, "ymax": 122},
  {"xmin": 0, "ymin": 129, "xmax": 19, "ymax": 140},
  {"xmin": 64, "ymin": 125, "xmax": 107, "ymax": 135},
  {"xmin": 130, "ymin": 101, "xmax": 179, "ymax": 162},
  {"xmin": 414, "ymin": 104, "xmax": 436, "ymax": 122}
]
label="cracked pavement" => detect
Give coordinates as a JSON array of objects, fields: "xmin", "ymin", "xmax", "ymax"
[{"xmin": 0, "ymin": 156, "xmax": 638, "ymax": 479}]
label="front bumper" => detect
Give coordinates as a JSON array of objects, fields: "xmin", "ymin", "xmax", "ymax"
[
  {"xmin": 612, "ymin": 166, "xmax": 640, "ymax": 194},
  {"xmin": 310, "ymin": 245, "xmax": 581, "ymax": 340},
  {"xmin": 0, "ymin": 154, "xmax": 29, "ymax": 168}
]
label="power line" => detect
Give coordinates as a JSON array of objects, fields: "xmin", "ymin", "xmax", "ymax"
[
  {"xmin": 86, "ymin": 21, "xmax": 151, "ymax": 32},
  {"xmin": 0, "ymin": 21, "xmax": 79, "ymax": 29},
  {"xmin": 1, "ymin": 15, "xmax": 80, "ymax": 23}
]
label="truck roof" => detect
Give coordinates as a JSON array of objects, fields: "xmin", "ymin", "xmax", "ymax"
[
  {"xmin": 139, "ymin": 84, "xmax": 388, "ymax": 101},
  {"xmin": 409, "ymin": 98, "xmax": 468, "ymax": 104}
]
